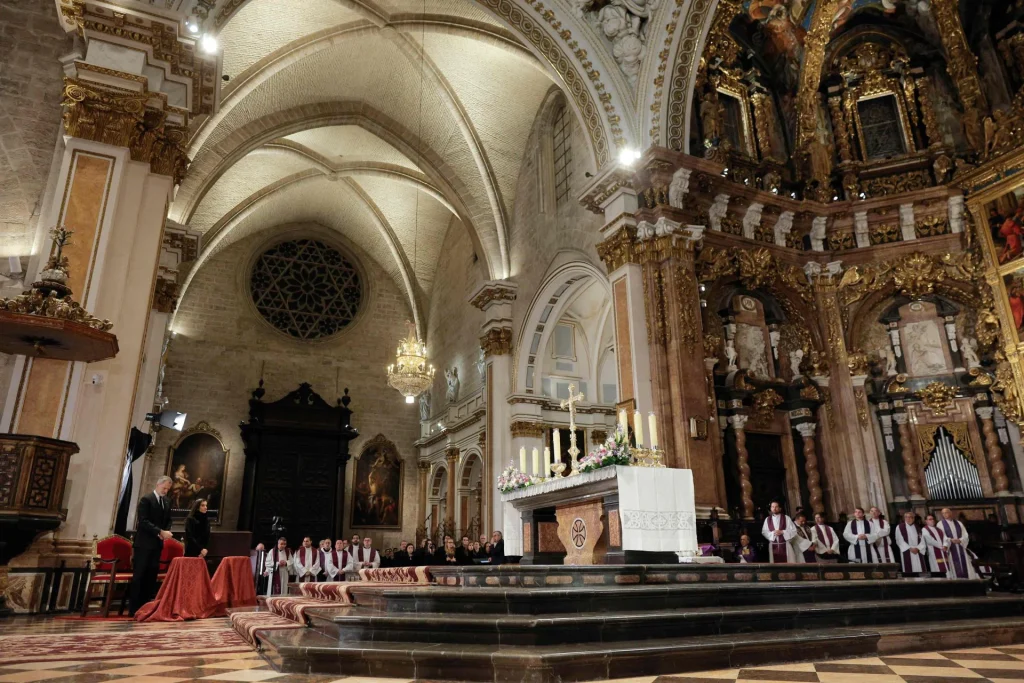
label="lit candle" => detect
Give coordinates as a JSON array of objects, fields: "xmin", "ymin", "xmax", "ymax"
[
  {"xmin": 649, "ymin": 412, "xmax": 659, "ymax": 450},
  {"xmin": 544, "ymin": 447, "xmax": 551, "ymax": 478},
  {"xmin": 531, "ymin": 448, "xmax": 539, "ymax": 476},
  {"xmin": 520, "ymin": 446, "xmax": 527, "ymax": 473},
  {"xmin": 633, "ymin": 410, "xmax": 644, "ymax": 447},
  {"xmin": 618, "ymin": 409, "xmax": 628, "ymax": 434},
  {"xmin": 554, "ymin": 428, "xmax": 561, "ymax": 464}
]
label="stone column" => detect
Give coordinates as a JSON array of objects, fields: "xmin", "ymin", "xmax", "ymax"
[
  {"xmin": 469, "ymin": 280, "xmax": 517, "ymax": 538},
  {"xmin": 796, "ymin": 422, "xmax": 823, "ymax": 515},
  {"xmin": 893, "ymin": 412, "xmax": 925, "ymax": 499},
  {"xmin": 0, "ymin": 6, "xmax": 218, "ymax": 548},
  {"xmin": 977, "ymin": 407, "xmax": 1011, "ymax": 496},
  {"xmin": 416, "ymin": 461, "xmax": 431, "ymax": 543},
  {"xmin": 444, "ymin": 447, "xmax": 459, "ymax": 537},
  {"xmin": 728, "ymin": 414, "xmax": 754, "ymax": 519}
]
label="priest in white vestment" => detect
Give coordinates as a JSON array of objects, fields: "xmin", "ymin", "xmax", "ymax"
[
  {"xmin": 893, "ymin": 511, "xmax": 927, "ymax": 575},
  {"xmin": 292, "ymin": 536, "xmax": 321, "ymax": 583},
  {"xmin": 869, "ymin": 506, "xmax": 895, "ymax": 563},
  {"xmin": 923, "ymin": 514, "xmax": 951, "ymax": 577},
  {"xmin": 811, "ymin": 513, "xmax": 840, "ymax": 562},
  {"xmin": 355, "ymin": 536, "xmax": 381, "ymax": 569},
  {"xmin": 793, "ymin": 512, "xmax": 815, "ymax": 563},
  {"xmin": 940, "ymin": 508, "xmax": 978, "ymax": 579},
  {"xmin": 844, "ymin": 507, "xmax": 879, "ymax": 563},
  {"xmin": 263, "ymin": 537, "xmax": 292, "ymax": 596},
  {"xmin": 325, "ymin": 539, "xmax": 352, "ymax": 580},
  {"xmin": 761, "ymin": 501, "xmax": 798, "ymax": 563}
]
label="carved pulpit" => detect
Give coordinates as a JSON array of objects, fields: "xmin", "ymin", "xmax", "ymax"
[{"xmin": 238, "ymin": 383, "xmax": 358, "ymax": 548}]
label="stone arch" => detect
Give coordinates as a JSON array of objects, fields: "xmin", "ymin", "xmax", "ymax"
[
  {"xmin": 513, "ymin": 253, "xmax": 612, "ymax": 394},
  {"xmin": 457, "ymin": 450, "xmax": 484, "ymax": 539}
]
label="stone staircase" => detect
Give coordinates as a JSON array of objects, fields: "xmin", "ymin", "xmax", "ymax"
[{"xmin": 250, "ymin": 564, "xmax": 1024, "ymax": 682}]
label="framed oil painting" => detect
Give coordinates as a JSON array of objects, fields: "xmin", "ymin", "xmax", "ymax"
[
  {"xmin": 166, "ymin": 422, "xmax": 229, "ymax": 524},
  {"xmin": 985, "ymin": 186, "xmax": 1024, "ymax": 266},
  {"xmin": 1004, "ymin": 266, "xmax": 1024, "ymax": 345},
  {"xmin": 350, "ymin": 434, "xmax": 403, "ymax": 528}
]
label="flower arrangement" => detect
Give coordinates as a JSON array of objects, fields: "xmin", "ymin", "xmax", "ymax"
[
  {"xmin": 578, "ymin": 427, "xmax": 632, "ymax": 473},
  {"xmin": 497, "ymin": 464, "xmax": 540, "ymax": 493}
]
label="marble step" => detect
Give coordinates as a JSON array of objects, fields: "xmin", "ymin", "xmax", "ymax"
[
  {"xmin": 259, "ymin": 624, "xmax": 881, "ymax": 682},
  {"xmin": 349, "ymin": 577, "xmax": 987, "ymax": 614},
  {"xmin": 304, "ymin": 594, "xmax": 1024, "ymax": 646},
  {"xmin": 430, "ymin": 562, "xmax": 900, "ymax": 588}
]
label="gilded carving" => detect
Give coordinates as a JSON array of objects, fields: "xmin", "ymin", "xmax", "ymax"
[
  {"xmin": 918, "ymin": 381, "xmax": 958, "ymax": 416},
  {"xmin": 480, "ymin": 328, "xmax": 513, "ymax": 357},
  {"xmin": 510, "ymin": 421, "xmax": 546, "ymax": 439},
  {"xmin": 596, "ymin": 226, "xmax": 639, "ymax": 272},
  {"xmin": 153, "ymin": 277, "xmax": 178, "ymax": 314},
  {"xmin": 750, "ymin": 389, "xmax": 783, "ymax": 429}
]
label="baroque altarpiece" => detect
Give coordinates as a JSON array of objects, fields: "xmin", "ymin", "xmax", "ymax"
[{"xmin": 587, "ymin": 0, "xmax": 1024, "ymax": 525}]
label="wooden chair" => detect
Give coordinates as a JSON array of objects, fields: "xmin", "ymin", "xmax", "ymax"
[{"xmin": 81, "ymin": 535, "xmax": 133, "ymax": 617}]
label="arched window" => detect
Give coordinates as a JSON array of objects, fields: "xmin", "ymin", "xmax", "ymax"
[{"xmin": 552, "ymin": 104, "xmax": 573, "ymax": 206}]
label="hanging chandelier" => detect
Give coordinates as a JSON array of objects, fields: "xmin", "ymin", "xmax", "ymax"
[{"xmin": 387, "ymin": 321, "xmax": 435, "ymax": 403}]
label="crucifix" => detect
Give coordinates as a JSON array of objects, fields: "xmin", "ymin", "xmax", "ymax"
[{"xmin": 560, "ymin": 383, "xmax": 584, "ymax": 475}]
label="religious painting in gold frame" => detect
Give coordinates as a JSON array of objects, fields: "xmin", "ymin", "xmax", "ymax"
[
  {"xmin": 166, "ymin": 421, "xmax": 229, "ymax": 525},
  {"xmin": 1001, "ymin": 264, "xmax": 1024, "ymax": 345},
  {"xmin": 350, "ymin": 434, "xmax": 404, "ymax": 529},
  {"xmin": 982, "ymin": 186, "xmax": 1024, "ymax": 268},
  {"xmin": 717, "ymin": 88, "xmax": 754, "ymax": 158}
]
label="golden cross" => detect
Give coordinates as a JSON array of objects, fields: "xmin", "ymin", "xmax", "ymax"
[{"xmin": 560, "ymin": 384, "xmax": 585, "ymax": 471}]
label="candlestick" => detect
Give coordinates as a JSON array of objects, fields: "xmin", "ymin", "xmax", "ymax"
[
  {"xmin": 532, "ymin": 447, "xmax": 539, "ymax": 476},
  {"xmin": 519, "ymin": 447, "xmax": 526, "ymax": 473},
  {"xmin": 618, "ymin": 409, "xmax": 628, "ymax": 434},
  {"xmin": 544, "ymin": 446, "xmax": 551, "ymax": 478},
  {"xmin": 553, "ymin": 428, "xmax": 561, "ymax": 464},
  {"xmin": 633, "ymin": 410, "xmax": 644, "ymax": 447},
  {"xmin": 649, "ymin": 412, "xmax": 659, "ymax": 450}
]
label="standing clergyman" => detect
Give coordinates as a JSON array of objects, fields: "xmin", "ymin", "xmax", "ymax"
[{"xmin": 761, "ymin": 500, "xmax": 798, "ymax": 563}]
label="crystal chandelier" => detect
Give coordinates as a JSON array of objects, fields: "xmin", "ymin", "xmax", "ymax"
[{"xmin": 387, "ymin": 321, "xmax": 435, "ymax": 403}]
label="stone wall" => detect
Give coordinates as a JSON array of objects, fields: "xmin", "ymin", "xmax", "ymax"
[{"xmin": 148, "ymin": 224, "xmax": 421, "ymax": 548}]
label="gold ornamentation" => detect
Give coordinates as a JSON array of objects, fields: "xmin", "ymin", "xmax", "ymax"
[
  {"xmin": 591, "ymin": 429, "xmax": 608, "ymax": 444},
  {"xmin": 480, "ymin": 328, "xmax": 513, "ymax": 356},
  {"xmin": 993, "ymin": 361, "xmax": 1023, "ymax": 424},
  {"xmin": 703, "ymin": 333, "xmax": 723, "ymax": 359},
  {"xmin": 930, "ymin": 0, "xmax": 988, "ymax": 125},
  {"xmin": 794, "ymin": 0, "xmax": 841, "ymax": 178},
  {"xmin": 666, "ymin": 0, "xmax": 717, "ymax": 152},
  {"xmin": 809, "ymin": 350, "xmax": 831, "ymax": 377},
  {"xmin": 854, "ymin": 387, "xmax": 869, "ymax": 428},
  {"xmin": 915, "ymin": 216, "xmax": 949, "ymax": 238},
  {"xmin": 828, "ymin": 231, "xmax": 856, "ymax": 251},
  {"xmin": 510, "ymin": 421, "xmax": 546, "ymax": 439},
  {"xmin": 918, "ymin": 381, "xmax": 957, "ymax": 415},
  {"xmin": 153, "ymin": 276, "xmax": 178, "ymax": 314},
  {"xmin": 799, "ymin": 383, "xmax": 821, "ymax": 401},
  {"xmin": 869, "ymin": 223, "xmax": 901, "ymax": 245},
  {"xmin": 917, "ymin": 422, "xmax": 974, "ymax": 468},
  {"xmin": 750, "ymin": 389, "xmax": 783, "ymax": 429},
  {"xmin": 847, "ymin": 352, "xmax": 870, "ymax": 376},
  {"xmin": 914, "ymin": 76, "xmax": 944, "ymax": 149},
  {"xmin": 470, "ymin": 285, "xmax": 517, "ymax": 310},
  {"xmin": 386, "ymin": 321, "xmax": 435, "ymax": 402},
  {"xmin": 596, "ymin": 225, "xmax": 639, "ymax": 272},
  {"xmin": 861, "ymin": 170, "xmax": 931, "ymax": 198}
]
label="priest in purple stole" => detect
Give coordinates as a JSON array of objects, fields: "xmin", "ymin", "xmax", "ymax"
[
  {"xmin": 793, "ymin": 512, "xmax": 816, "ymax": 563},
  {"xmin": 761, "ymin": 501, "xmax": 798, "ymax": 563},
  {"xmin": 844, "ymin": 507, "xmax": 879, "ymax": 563},
  {"xmin": 923, "ymin": 514, "xmax": 951, "ymax": 577},
  {"xmin": 940, "ymin": 508, "xmax": 978, "ymax": 579},
  {"xmin": 263, "ymin": 537, "xmax": 292, "ymax": 596},
  {"xmin": 811, "ymin": 513, "xmax": 840, "ymax": 562},
  {"xmin": 736, "ymin": 533, "xmax": 757, "ymax": 563},
  {"xmin": 894, "ymin": 510, "xmax": 926, "ymax": 575},
  {"xmin": 870, "ymin": 506, "xmax": 895, "ymax": 563}
]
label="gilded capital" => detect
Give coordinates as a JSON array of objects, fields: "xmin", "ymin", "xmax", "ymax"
[
  {"xmin": 469, "ymin": 281, "xmax": 518, "ymax": 311},
  {"xmin": 596, "ymin": 225, "xmax": 639, "ymax": 272},
  {"xmin": 480, "ymin": 327, "xmax": 513, "ymax": 357},
  {"xmin": 510, "ymin": 421, "xmax": 546, "ymax": 439},
  {"xmin": 444, "ymin": 446, "xmax": 460, "ymax": 464}
]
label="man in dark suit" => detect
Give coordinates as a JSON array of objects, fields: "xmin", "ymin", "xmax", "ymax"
[{"xmin": 129, "ymin": 476, "xmax": 173, "ymax": 615}]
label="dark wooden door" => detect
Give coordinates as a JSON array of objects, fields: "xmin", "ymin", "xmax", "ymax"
[
  {"xmin": 745, "ymin": 432, "xmax": 788, "ymax": 518},
  {"xmin": 239, "ymin": 383, "xmax": 358, "ymax": 549}
]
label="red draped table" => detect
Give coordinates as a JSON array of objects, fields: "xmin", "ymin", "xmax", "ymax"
[
  {"xmin": 211, "ymin": 556, "xmax": 258, "ymax": 608},
  {"xmin": 135, "ymin": 556, "xmax": 226, "ymax": 622}
]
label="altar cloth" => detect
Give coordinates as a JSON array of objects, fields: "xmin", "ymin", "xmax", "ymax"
[{"xmin": 616, "ymin": 466, "xmax": 697, "ymax": 554}]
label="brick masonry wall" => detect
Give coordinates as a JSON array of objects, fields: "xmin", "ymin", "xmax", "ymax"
[
  {"xmin": 149, "ymin": 225, "xmax": 421, "ymax": 548},
  {"xmin": 0, "ymin": 0, "xmax": 71, "ymax": 257}
]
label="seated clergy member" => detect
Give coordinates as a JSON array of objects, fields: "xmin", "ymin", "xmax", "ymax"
[
  {"xmin": 325, "ymin": 539, "xmax": 352, "ymax": 580},
  {"xmin": 736, "ymin": 534, "xmax": 757, "ymax": 563},
  {"xmin": 811, "ymin": 513, "xmax": 840, "ymax": 563},
  {"xmin": 293, "ymin": 536, "xmax": 321, "ymax": 583},
  {"xmin": 793, "ymin": 512, "xmax": 816, "ymax": 563},
  {"xmin": 761, "ymin": 500, "xmax": 798, "ymax": 563},
  {"xmin": 355, "ymin": 536, "xmax": 380, "ymax": 569},
  {"xmin": 844, "ymin": 507, "xmax": 879, "ymax": 563},
  {"xmin": 922, "ymin": 514, "xmax": 950, "ymax": 577},
  {"xmin": 264, "ymin": 537, "xmax": 292, "ymax": 596},
  {"xmin": 894, "ymin": 511, "xmax": 927, "ymax": 575},
  {"xmin": 940, "ymin": 507, "xmax": 978, "ymax": 579},
  {"xmin": 869, "ymin": 506, "xmax": 895, "ymax": 564}
]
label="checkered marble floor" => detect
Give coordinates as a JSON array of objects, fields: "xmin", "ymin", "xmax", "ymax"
[{"xmin": 2, "ymin": 618, "xmax": 1024, "ymax": 683}]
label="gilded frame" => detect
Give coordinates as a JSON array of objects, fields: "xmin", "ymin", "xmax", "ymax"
[
  {"xmin": 350, "ymin": 434, "xmax": 405, "ymax": 529},
  {"xmin": 165, "ymin": 421, "xmax": 230, "ymax": 525},
  {"xmin": 851, "ymin": 90, "xmax": 914, "ymax": 162}
]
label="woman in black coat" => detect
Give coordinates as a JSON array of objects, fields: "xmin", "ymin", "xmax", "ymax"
[{"xmin": 184, "ymin": 498, "xmax": 211, "ymax": 558}]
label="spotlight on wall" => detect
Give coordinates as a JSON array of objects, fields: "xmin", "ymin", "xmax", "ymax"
[
  {"xmin": 617, "ymin": 147, "xmax": 641, "ymax": 166},
  {"xmin": 200, "ymin": 34, "xmax": 218, "ymax": 54},
  {"xmin": 185, "ymin": 18, "xmax": 199, "ymax": 34},
  {"xmin": 145, "ymin": 411, "xmax": 187, "ymax": 431},
  {"xmin": 405, "ymin": 395, "xmax": 415, "ymax": 404}
]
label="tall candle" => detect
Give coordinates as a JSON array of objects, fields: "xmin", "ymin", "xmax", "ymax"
[
  {"xmin": 532, "ymin": 448, "xmax": 540, "ymax": 476},
  {"xmin": 519, "ymin": 446, "xmax": 527, "ymax": 473},
  {"xmin": 649, "ymin": 413, "xmax": 659, "ymax": 450},
  {"xmin": 618, "ymin": 409, "xmax": 628, "ymax": 434},
  {"xmin": 634, "ymin": 410, "xmax": 644, "ymax": 447},
  {"xmin": 544, "ymin": 447, "xmax": 551, "ymax": 478},
  {"xmin": 554, "ymin": 428, "xmax": 561, "ymax": 463}
]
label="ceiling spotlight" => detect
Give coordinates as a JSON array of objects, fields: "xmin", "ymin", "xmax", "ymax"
[
  {"xmin": 200, "ymin": 34, "xmax": 218, "ymax": 54},
  {"xmin": 618, "ymin": 147, "xmax": 641, "ymax": 166}
]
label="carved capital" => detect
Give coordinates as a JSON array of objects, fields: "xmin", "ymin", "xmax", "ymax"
[
  {"xmin": 418, "ymin": 460, "xmax": 431, "ymax": 473},
  {"xmin": 510, "ymin": 421, "xmax": 546, "ymax": 439},
  {"xmin": 976, "ymin": 407, "xmax": 995, "ymax": 420},
  {"xmin": 469, "ymin": 281, "xmax": 518, "ymax": 311},
  {"xmin": 153, "ymin": 276, "xmax": 178, "ymax": 313},
  {"xmin": 596, "ymin": 225, "xmax": 639, "ymax": 272},
  {"xmin": 795, "ymin": 422, "xmax": 817, "ymax": 439},
  {"xmin": 480, "ymin": 327, "xmax": 512, "ymax": 357},
  {"xmin": 728, "ymin": 414, "xmax": 748, "ymax": 431},
  {"xmin": 444, "ymin": 446, "xmax": 460, "ymax": 464}
]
